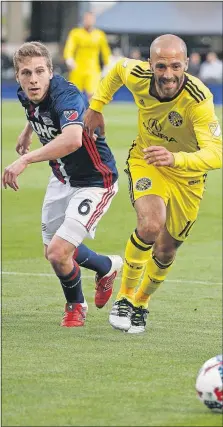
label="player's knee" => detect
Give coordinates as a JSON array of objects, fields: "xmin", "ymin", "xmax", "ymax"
[
  {"xmin": 137, "ymin": 217, "xmax": 163, "ymax": 240},
  {"xmin": 47, "ymin": 244, "xmax": 67, "ymax": 267}
]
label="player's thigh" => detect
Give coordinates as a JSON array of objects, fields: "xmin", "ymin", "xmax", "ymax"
[
  {"xmin": 56, "ymin": 182, "xmax": 118, "ymax": 246},
  {"xmin": 134, "ymin": 194, "xmax": 167, "ymax": 232},
  {"xmin": 126, "ymin": 158, "xmax": 170, "ymax": 206},
  {"xmin": 84, "ymin": 72, "xmax": 101, "ymax": 95},
  {"xmin": 42, "ymin": 175, "xmax": 71, "ymax": 245},
  {"xmin": 166, "ymin": 180, "xmax": 205, "ymax": 241}
]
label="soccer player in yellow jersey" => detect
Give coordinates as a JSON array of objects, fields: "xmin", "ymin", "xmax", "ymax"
[
  {"xmin": 84, "ymin": 34, "xmax": 222, "ymax": 333},
  {"xmin": 63, "ymin": 12, "xmax": 111, "ymax": 99}
]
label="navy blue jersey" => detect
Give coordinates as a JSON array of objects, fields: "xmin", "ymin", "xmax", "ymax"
[{"xmin": 17, "ymin": 75, "xmax": 118, "ymax": 188}]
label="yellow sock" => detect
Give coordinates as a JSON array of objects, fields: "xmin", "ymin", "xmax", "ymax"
[
  {"xmin": 134, "ymin": 252, "xmax": 175, "ymax": 308},
  {"xmin": 116, "ymin": 229, "xmax": 153, "ymax": 304}
]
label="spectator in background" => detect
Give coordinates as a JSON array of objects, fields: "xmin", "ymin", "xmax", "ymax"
[
  {"xmin": 1, "ymin": 40, "xmax": 14, "ymax": 80},
  {"xmin": 130, "ymin": 48, "xmax": 142, "ymax": 61},
  {"xmin": 199, "ymin": 52, "xmax": 223, "ymax": 84},
  {"xmin": 53, "ymin": 44, "xmax": 69, "ymax": 76},
  {"xmin": 187, "ymin": 52, "xmax": 201, "ymax": 77},
  {"xmin": 63, "ymin": 11, "xmax": 111, "ymax": 99},
  {"xmin": 101, "ymin": 47, "xmax": 124, "ymax": 77}
]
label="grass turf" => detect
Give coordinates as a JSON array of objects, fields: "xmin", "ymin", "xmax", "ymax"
[{"xmin": 2, "ymin": 101, "xmax": 222, "ymax": 427}]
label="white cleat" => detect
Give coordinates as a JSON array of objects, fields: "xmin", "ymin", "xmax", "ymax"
[
  {"xmin": 126, "ymin": 306, "xmax": 149, "ymax": 334},
  {"xmin": 109, "ymin": 298, "xmax": 134, "ymax": 331},
  {"xmin": 126, "ymin": 325, "xmax": 146, "ymax": 334}
]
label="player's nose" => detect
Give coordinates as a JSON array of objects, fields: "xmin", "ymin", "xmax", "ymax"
[
  {"xmin": 30, "ymin": 73, "xmax": 38, "ymax": 84},
  {"xmin": 163, "ymin": 68, "xmax": 174, "ymax": 79}
]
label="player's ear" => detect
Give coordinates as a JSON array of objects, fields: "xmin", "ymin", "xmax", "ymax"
[
  {"xmin": 185, "ymin": 58, "xmax": 189, "ymax": 71},
  {"xmin": 50, "ymin": 69, "xmax": 53, "ymax": 79},
  {"xmin": 148, "ymin": 58, "xmax": 153, "ymax": 72}
]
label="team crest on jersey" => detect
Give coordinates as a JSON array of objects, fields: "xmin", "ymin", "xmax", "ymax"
[
  {"xmin": 64, "ymin": 110, "xmax": 79, "ymax": 121},
  {"xmin": 208, "ymin": 122, "xmax": 221, "ymax": 137},
  {"xmin": 168, "ymin": 111, "xmax": 183, "ymax": 127},
  {"xmin": 135, "ymin": 177, "xmax": 152, "ymax": 191}
]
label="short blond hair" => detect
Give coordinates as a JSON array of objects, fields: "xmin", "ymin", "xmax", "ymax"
[{"xmin": 13, "ymin": 41, "xmax": 53, "ymax": 73}]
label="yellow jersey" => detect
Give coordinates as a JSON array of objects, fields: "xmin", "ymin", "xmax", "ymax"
[
  {"xmin": 90, "ymin": 58, "xmax": 222, "ymax": 180},
  {"xmin": 63, "ymin": 27, "xmax": 111, "ymax": 73}
]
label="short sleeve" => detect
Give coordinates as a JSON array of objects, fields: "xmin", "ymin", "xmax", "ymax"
[{"xmin": 53, "ymin": 88, "xmax": 86, "ymax": 130}]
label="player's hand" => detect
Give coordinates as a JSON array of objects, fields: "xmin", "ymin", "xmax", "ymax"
[
  {"xmin": 65, "ymin": 58, "xmax": 76, "ymax": 71},
  {"xmin": 143, "ymin": 146, "xmax": 175, "ymax": 167},
  {"xmin": 84, "ymin": 108, "xmax": 105, "ymax": 139},
  {"xmin": 16, "ymin": 132, "xmax": 32, "ymax": 155},
  {"xmin": 2, "ymin": 157, "xmax": 28, "ymax": 191}
]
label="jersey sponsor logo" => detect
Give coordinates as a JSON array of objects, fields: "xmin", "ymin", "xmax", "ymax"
[
  {"xmin": 135, "ymin": 177, "xmax": 152, "ymax": 191},
  {"xmin": 30, "ymin": 121, "xmax": 58, "ymax": 140},
  {"xmin": 168, "ymin": 111, "xmax": 183, "ymax": 127},
  {"xmin": 208, "ymin": 122, "xmax": 221, "ymax": 137},
  {"xmin": 64, "ymin": 110, "xmax": 79, "ymax": 121},
  {"xmin": 42, "ymin": 116, "xmax": 53, "ymax": 126},
  {"xmin": 148, "ymin": 119, "xmax": 162, "ymax": 132},
  {"xmin": 143, "ymin": 119, "xmax": 178, "ymax": 143}
]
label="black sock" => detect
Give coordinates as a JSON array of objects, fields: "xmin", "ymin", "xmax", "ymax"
[
  {"xmin": 74, "ymin": 243, "xmax": 112, "ymax": 277},
  {"xmin": 57, "ymin": 262, "xmax": 84, "ymax": 303}
]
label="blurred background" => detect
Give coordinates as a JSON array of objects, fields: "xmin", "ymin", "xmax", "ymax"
[{"xmin": 1, "ymin": 0, "xmax": 223, "ymax": 103}]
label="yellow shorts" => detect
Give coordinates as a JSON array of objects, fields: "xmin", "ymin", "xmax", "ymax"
[
  {"xmin": 125, "ymin": 158, "xmax": 205, "ymax": 241},
  {"xmin": 68, "ymin": 69, "xmax": 101, "ymax": 95}
]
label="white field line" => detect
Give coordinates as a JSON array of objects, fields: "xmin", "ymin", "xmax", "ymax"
[{"xmin": 1, "ymin": 271, "xmax": 222, "ymax": 285}]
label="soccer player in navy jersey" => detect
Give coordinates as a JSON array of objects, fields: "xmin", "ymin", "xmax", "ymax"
[{"xmin": 2, "ymin": 41, "xmax": 123, "ymax": 327}]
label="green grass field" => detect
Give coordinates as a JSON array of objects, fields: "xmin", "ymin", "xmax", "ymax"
[{"xmin": 2, "ymin": 101, "xmax": 222, "ymax": 427}]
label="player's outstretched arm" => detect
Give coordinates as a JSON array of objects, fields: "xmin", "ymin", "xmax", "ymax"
[
  {"xmin": 2, "ymin": 125, "xmax": 83, "ymax": 191},
  {"xmin": 21, "ymin": 124, "xmax": 82, "ymax": 164},
  {"xmin": 16, "ymin": 122, "xmax": 33, "ymax": 155},
  {"xmin": 2, "ymin": 158, "xmax": 28, "ymax": 191}
]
